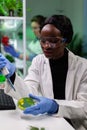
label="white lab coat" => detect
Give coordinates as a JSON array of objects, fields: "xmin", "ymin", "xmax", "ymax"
[{"xmin": 5, "ymin": 50, "xmax": 87, "ymax": 130}]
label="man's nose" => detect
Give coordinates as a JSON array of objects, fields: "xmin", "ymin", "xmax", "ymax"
[{"xmin": 43, "ymin": 41, "xmax": 52, "ymax": 48}]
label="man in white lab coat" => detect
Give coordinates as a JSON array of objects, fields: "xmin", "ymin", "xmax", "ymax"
[{"xmin": 0, "ymin": 15, "xmax": 87, "ymax": 130}]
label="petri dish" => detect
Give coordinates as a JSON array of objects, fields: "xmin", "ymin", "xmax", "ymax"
[{"xmin": 17, "ymin": 97, "xmax": 35, "ymax": 110}]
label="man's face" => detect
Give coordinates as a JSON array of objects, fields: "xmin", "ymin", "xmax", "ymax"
[
  {"xmin": 40, "ymin": 24, "xmax": 67, "ymax": 59},
  {"xmin": 31, "ymin": 21, "xmax": 41, "ymax": 38}
]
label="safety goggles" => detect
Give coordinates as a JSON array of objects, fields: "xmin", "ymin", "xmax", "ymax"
[{"xmin": 40, "ymin": 36, "xmax": 66, "ymax": 48}]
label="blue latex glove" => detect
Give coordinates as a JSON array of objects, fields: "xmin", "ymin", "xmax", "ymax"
[
  {"xmin": 0, "ymin": 53, "xmax": 16, "ymax": 78},
  {"xmin": 23, "ymin": 94, "xmax": 59, "ymax": 115},
  {"xmin": 4, "ymin": 45, "xmax": 20, "ymax": 58}
]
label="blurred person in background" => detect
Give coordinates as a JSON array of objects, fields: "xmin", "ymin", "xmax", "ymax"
[{"xmin": 3, "ymin": 15, "xmax": 46, "ymax": 61}]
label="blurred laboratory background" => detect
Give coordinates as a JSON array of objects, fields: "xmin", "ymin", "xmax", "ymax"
[{"xmin": 0, "ymin": 0, "xmax": 87, "ymax": 77}]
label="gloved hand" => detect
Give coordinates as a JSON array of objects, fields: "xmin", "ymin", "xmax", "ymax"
[
  {"xmin": 23, "ymin": 94, "xmax": 59, "ymax": 115},
  {"xmin": 4, "ymin": 45, "xmax": 20, "ymax": 58},
  {"xmin": 0, "ymin": 53, "xmax": 16, "ymax": 78}
]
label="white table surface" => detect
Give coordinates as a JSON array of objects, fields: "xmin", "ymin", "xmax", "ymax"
[{"xmin": 0, "ymin": 109, "xmax": 75, "ymax": 130}]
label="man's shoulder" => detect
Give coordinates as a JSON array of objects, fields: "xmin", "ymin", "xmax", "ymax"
[
  {"xmin": 32, "ymin": 54, "xmax": 47, "ymax": 63},
  {"xmin": 69, "ymin": 50, "xmax": 87, "ymax": 67}
]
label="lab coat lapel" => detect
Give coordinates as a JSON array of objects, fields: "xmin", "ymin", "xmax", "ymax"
[
  {"xmin": 41, "ymin": 57, "xmax": 54, "ymax": 98},
  {"xmin": 65, "ymin": 51, "xmax": 77, "ymax": 100}
]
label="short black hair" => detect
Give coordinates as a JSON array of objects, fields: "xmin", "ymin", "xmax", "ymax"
[
  {"xmin": 31, "ymin": 15, "xmax": 46, "ymax": 28},
  {"xmin": 42, "ymin": 15, "xmax": 73, "ymax": 43}
]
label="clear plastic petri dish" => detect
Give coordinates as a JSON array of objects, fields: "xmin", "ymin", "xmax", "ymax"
[{"xmin": 17, "ymin": 97, "xmax": 35, "ymax": 110}]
